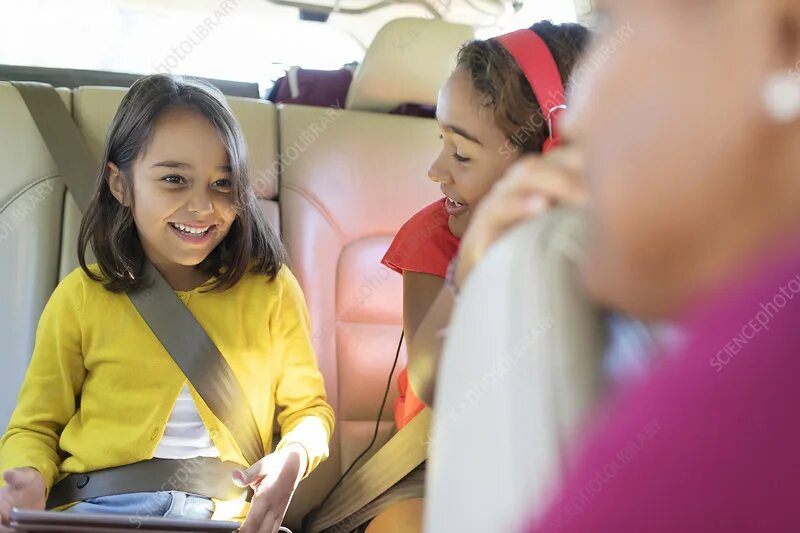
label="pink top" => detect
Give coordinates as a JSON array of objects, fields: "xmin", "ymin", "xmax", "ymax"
[{"xmin": 527, "ymin": 240, "xmax": 800, "ymax": 533}]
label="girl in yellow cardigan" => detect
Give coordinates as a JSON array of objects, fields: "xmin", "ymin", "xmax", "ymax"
[{"xmin": 0, "ymin": 74, "xmax": 334, "ymax": 533}]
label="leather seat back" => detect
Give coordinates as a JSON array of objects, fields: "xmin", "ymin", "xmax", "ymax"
[
  {"xmin": 425, "ymin": 209, "xmax": 609, "ymax": 532},
  {"xmin": 278, "ymin": 17, "xmax": 474, "ymax": 524},
  {"xmin": 278, "ymin": 103, "xmax": 442, "ymax": 524}
]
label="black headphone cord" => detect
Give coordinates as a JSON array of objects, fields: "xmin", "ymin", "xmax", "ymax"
[{"xmin": 313, "ymin": 330, "xmax": 404, "ymax": 515}]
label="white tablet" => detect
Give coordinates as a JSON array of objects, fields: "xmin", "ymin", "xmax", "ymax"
[{"xmin": 9, "ymin": 508, "xmax": 241, "ymax": 532}]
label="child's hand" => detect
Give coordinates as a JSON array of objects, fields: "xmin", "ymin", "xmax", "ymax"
[
  {"xmin": 0, "ymin": 468, "xmax": 46, "ymax": 526},
  {"xmin": 454, "ymin": 147, "xmax": 589, "ymax": 289},
  {"xmin": 233, "ymin": 443, "xmax": 307, "ymax": 533}
]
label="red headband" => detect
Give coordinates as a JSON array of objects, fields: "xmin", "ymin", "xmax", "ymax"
[{"xmin": 496, "ymin": 29, "xmax": 566, "ymax": 153}]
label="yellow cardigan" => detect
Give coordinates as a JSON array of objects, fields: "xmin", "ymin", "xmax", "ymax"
[{"xmin": 0, "ymin": 264, "xmax": 334, "ymax": 520}]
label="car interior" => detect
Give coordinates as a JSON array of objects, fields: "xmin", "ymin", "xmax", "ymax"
[{"xmin": 1, "ymin": 0, "xmax": 603, "ymax": 530}]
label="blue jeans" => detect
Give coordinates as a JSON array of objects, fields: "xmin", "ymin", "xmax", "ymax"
[{"xmin": 64, "ymin": 491, "xmax": 214, "ymax": 523}]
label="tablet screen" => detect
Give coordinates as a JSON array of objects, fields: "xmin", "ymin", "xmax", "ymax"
[{"xmin": 9, "ymin": 508, "xmax": 241, "ymax": 532}]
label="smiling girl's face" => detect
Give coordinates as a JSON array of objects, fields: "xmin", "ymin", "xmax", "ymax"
[
  {"xmin": 429, "ymin": 67, "xmax": 522, "ymax": 238},
  {"xmin": 108, "ymin": 107, "xmax": 238, "ymax": 282}
]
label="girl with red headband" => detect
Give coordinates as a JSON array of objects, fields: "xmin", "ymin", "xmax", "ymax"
[
  {"xmin": 361, "ymin": 20, "xmax": 590, "ymax": 533},
  {"xmin": 384, "ymin": 20, "xmax": 589, "ymax": 432}
]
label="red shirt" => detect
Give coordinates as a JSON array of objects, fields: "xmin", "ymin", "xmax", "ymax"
[{"xmin": 382, "ymin": 199, "xmax": 460, "ymax": 429}]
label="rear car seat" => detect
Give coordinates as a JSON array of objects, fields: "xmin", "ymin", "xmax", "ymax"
[
  {"xmin": 0, "ymin": 15, "xmax": 473, "ymax": 529},
  {"xmin": 278, "ymin": 17, "xmax": 473, "ymax": 526}
]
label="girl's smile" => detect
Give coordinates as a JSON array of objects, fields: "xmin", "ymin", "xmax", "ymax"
[
  {"xmin": 443, "ymin": 196, "xmax": 469, "ymax": 217},
  {"xmin": 167, "ymin": 222, "xmax": 218, "ymax": 245}
]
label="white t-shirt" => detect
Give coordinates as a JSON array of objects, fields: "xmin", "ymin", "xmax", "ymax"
[{"xmin": 153, "ymin": 385, "xmax": 220, "ymax": 459}]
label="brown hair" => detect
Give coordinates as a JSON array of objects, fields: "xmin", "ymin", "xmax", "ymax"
[
  {"xmin": 457, "ymin": 20, "xmax": 590, "ymax": 154},
  {"xmin": 78, "ymin": 73, "xmax": 286, "ymax": 293}
]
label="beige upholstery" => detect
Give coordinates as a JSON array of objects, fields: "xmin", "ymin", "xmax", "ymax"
[
  {"xmin": 425, "ymin": 209, "xmax": 609, "ymax": 532},
  {"xmin": 278, "ymin": 103, "xmax": 442, "ymax": 524},
  {"xmin": 573, "ymin": 0, "xmax": 596, "ymax": 26},
  {"xmin": 346, "ymin": 17, "xmax": 474, "ymax": 112},
  {"xmin": 0, "ymin": 84, "xmax": 72, "ymax": 427},
  {"xmin": 58, "ymin": 86, "xmax": 282, "ymax": 279}
]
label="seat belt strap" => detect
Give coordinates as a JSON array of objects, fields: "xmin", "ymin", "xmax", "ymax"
[
  {"xmin": 12, "ymin": 81, "xmax": 265, "ymax": 468},
  {"xmin": 128, "ymin": 260, "xmax": 265, "ymax": 467},
  {"xmin": 46, "ymin": 458, "xmax": 251, "ymax": 509},
  {"xmin": 307, "ymin": 408, "xmax": 431, "ymax": 532},
  {"xmin": 10, "ymin": 81, "xmax": 97, "ymax": 213}
]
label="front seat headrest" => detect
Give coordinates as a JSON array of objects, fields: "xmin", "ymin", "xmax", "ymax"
[{"xmin": 424, "ymin": 208, "xmax": 610, "ymax": 532}]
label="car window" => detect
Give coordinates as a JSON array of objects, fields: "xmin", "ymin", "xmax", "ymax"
[
  {"xmin": 0, "ymin": 0, "xmax": 579, "ymax": 94},
  {"xmin": 0, "ymin": 0, "xmax": 364, "ymax": 94}
]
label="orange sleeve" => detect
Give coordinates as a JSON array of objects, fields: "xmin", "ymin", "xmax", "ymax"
[
  {"xmin": 383, "ymin": 199, "xmax": 460, "ymax": 428},
  {"xmin": 394, "ymin": 369, "xmax": 427, "ymax": 429}
]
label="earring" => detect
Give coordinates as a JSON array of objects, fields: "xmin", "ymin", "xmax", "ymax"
[{"xmin": 762, "ymin": 71, "xmax": 800, "ymax": 123}]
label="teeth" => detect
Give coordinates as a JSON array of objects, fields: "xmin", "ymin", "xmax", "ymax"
[
  {"xmin": 172, "ymin": 223, "xmax": 210, "ymax": 235},
  {"xmin": 451, "ymin": 199, "xmax": 464, "ymax": 208}
]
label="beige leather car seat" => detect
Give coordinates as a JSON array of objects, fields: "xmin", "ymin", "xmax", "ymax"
[
  {"xmin": 0, "ymin": 16, "xmax": 473, "ymax": 530},
  {"xmin": 279, "ymin": 17, "xmax": 473, "ymax": 528},
  {"xmin": 425, "ymin": 209, "xmax": 609, "ymax": 532}
]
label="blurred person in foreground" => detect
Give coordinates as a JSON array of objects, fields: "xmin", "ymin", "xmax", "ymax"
[
  {"xmin": 515, "ymin": 0, "xmax": 800, "ymax": 531},
  {"xmin": 449, "ymin": 0, "xmax": 800, "ymax": 531}
]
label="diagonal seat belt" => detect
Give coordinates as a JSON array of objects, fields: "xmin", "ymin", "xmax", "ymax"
[
  {"xmin": 306, "ymin": 408, "xmax": 431, "ymax": 532},
  {"xmin": 12, "ymin": 80, "xmax": 265, "ymax": 479},
  {"xmin": 11, "ymin": 82, "xmax": 97, "ymax": 213},
  {"xmin": 128, "ymin": 259, "xmax": 265, "ymax": 466}
]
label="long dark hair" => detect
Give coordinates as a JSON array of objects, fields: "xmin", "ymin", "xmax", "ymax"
[
  {"xmin": 78, "ymin": 73, "xmax": 286, "ymax": 292},
  {"xmin": 457, "ymin": 20, "xmax": 590, "ymax": 154}
]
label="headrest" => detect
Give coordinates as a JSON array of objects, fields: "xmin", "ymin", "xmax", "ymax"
[
  {"xmin": 73, "ymin": 86, "xmax": 280, "ymax": 200},
  {"xmin": 426, "ymin": 208, "xmax": 609, "ymax": 531},
  {"xmin": 346, "ymin": 17, "xmax": 475, "ymax": 113}
]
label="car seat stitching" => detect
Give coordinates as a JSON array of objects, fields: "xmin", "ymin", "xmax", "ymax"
[
  {"xmin": 281, "ymin": 183, "xmax": 345, "ymax": 242},
  {"xmin": 0, "ymin": 174, "xmax": 61, "ymax": 216}
]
